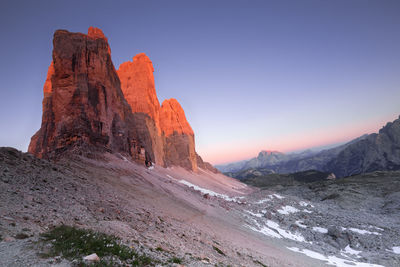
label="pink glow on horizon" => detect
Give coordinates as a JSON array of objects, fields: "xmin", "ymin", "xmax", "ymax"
[{"xmin": 199, "ymin": 115, "xmax": 395, "ymax": 165}]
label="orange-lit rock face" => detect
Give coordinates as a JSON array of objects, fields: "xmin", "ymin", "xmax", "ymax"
[
  {"xmin": 87, "ymin": 27, "xmax": 111, "ymax": 54},
  {"xmin": 160, "ymin": 98, "xmax": 194, "ymax": 136},
  {"xmin": 28, "ymin": 28, "xmax": 142, "ymax": 160},
  {"xmin": 160, "ymin": 98, "xmax": 197, "ymax": 170},
  {"xmin": 29, "ymin": 27, "xmax": 217, "ymax": 172},
  {"xmin": 43, "ymin": 61, "xmax": 54, "ymax": 94},
  {"xmin": 87, "ymin": 26, "xmax": 107, "ymax": 40},
  {"xmin": 117, "ymin": 53, "xmax": 160, "ymax": 126}
]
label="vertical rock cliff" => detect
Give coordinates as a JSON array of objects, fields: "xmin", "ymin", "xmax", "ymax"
[
  {"xmin": 29, "ymin": 27, "xmax": 217, "ymax": 173},
  {"xmin": 28, "ymin": 28, "xmax": 149, "ymax": 163},
  {"xmin": 117, "ymin": 54, "xmax": 164, "ymax": 165},
  {"xmin": 160, "ymin": 98, "xmax": 198, "ymax": 170}
]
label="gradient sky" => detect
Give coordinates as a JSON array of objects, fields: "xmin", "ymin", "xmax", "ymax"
[{"xmin": 0, "ymin": 0, "xmax": 399, "ymax": 165}]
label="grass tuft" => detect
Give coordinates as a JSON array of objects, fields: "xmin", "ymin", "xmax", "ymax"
[
  {"xmin": 212, "ymin": 245, "xmax": 226, "ymax": 256},
  {"xmin": 40, "ymin": 225, "xmax": 155, "ymax": 266},
  {"xmin": 168, "ymin": 256, "xmax": 183, "ymax": 264}
]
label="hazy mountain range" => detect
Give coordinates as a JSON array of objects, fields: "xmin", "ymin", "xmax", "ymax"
[{"xmin": 217, "ymin": 115, "xmax": 400, "ymax": 178}]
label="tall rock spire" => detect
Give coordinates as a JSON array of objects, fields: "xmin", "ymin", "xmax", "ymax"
[
  {"xmin": 117, "ymin": 53, "xmax": 164, "ymax": 165},
  {"xmin": 28, "ymin": 28, "xmax": 141, "ymax": 161},
  {"xmin": 160, "ymin": 98, "xmax": 197, "ymax": 170},
  {"xmin": 117, "ymin": 53, "xmax": 160, "ymax": 128}
]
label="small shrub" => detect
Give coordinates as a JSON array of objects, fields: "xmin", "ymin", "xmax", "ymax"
[
  {"xmin": 168, "ymin": 256, "xmax": 183, "ymax": 264},
  {"xmin": 253, "ymin": 260, "xmax": 268, "ymax": 267},
  {"xmin": 212, "ymin": 245, "xmax": 225, "ymax": 256}
]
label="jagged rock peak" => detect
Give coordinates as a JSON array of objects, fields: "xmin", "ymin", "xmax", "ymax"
[
  {"xmin": 117, "ymin": 53, "xmax": 160, "ymax": 126},
  {"xmin": 87, "ymin": 27, "xmax": 111, "ymax": 54},
  {"xmin": 258, "ymin": 150, "xmax": 283, "ymax": 156},
  {"xmin": 87, "ymin": 26, "xmax": 107, "ymax": 40},
  {"xmin": 160, "ymin": 98, "xmax": 194, "ymax": 136}
]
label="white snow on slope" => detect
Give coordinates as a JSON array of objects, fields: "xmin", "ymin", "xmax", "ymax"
[
  {"xmin": 341, "ymin": 227, "xmax": 381, "ymax": 235},
  {"xmin": 342, "ymin": 245, "xmax": 362, "ymax": 257},
  {"xmin": 368, "ymin": 225, "xmax": 384, "ymax": 231},
  {"xmin": 295, "ymin": 220, "xmax": 307, "ymax": 228},
  {"xmin": 245, "ymin": 210, "xmax": 263, "ymax": 218},
  {"xmin": 299, "ymin": 201, "xmax": 314, "ymax": 208},
  {"xmin": 386, "ymin": 246, "xmax": 400, "ymax": 254},
  {"xmin": 179, "ymin": 180, "xmax": 243, "ymax": 202},
  {"xmin": 277, "ymin": 205, "xmax": 299, "ymax": 215},
  {"xmin": 287, "ymin": 247, "xmax": 384, "ymax": 267},
  {"xmin": 247, "ymin": 219, "xmax": 306, "ymax": 242},
  {"xmin": 312, "ymin": 227, "xmax": 328, "ymax": 234},
  {"xmin": 255, "ymin": 198, "xmax": 271, "ymax": 204}
]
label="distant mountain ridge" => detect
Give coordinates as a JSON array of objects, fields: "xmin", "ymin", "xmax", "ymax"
[
  {"xmin": 326, "ymin": 116, "xmax": 400, "ymax": 177},
  {"xmin": 217, "ymin": 115, "xmax": 400, "ymax": 178}
]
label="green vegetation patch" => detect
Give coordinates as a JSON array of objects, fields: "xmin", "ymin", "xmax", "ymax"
[
  {"xmin": 212, "ymin": 245, "xmax": 226, "ymax": 256},
  {"xmin": 40, "ymin": 225, "xmax": 155, "ymax": 266},
  {"xmin": 168, "ymin": 256, "xmax": 183, "ymax": 264}
]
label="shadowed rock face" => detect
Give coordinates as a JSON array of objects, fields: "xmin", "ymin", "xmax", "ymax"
[
  {"xmin": 325, "ymin": 116, "xmax": 400, "ymax": 177},
  {"xmin": 28, "ymin": 28, "xmax": 146, "ymax": 162}
]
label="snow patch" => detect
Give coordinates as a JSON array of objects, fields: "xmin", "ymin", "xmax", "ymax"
[
  {"xmin": 393, "ymin": 246, "xmax": 400, "ymax": 254},
  {"xmin": 247, "ymin": 219, "xmax": 306, "ymax": 242},
  {"xmin": 245, "ymin": 210, "xmax": 263, "ymax": 218},
  {"xmin": 179, "ymin": 180, "xmax": 241, "ymax": 202},
  {"xmin": 265, "ymin": 220, "xmax": 305, "ymax": 242},
  {"xmin": 272, "ymin": 194, "xmax": 285, "ymax": 199},
  {"xmin": 302, "ymin": 209, "xmax": 313, "ymax": 213},
  {"xmin": 287, "ymin": 247, "xmax": 384, "ymax": 267},
  {"xmin": 295, "ymin": 220, "xmax": 307, "ymax": 228},
  {"xmin": 368, "ymin": 225, "xmax": 384, "ymax": 231},
  {"xmin": 342, "ymin": 245, "xmax": 362, "ymax": 256},
  {"xmin": 277, "ymin": 205, "xmax": 299, "ymax": 215},
  {"xmin": 312, "ymin": 227, "xmax": 328, "ymax": 234},
  {"xmin": 343, "ymin": 227, "xmax": 381, "ymax": 236},
  {"xmin": 299, "ymin": 201, "xmax": 314, "ymax": 208},
  {"xmin": 255, "ymin": 198, "xmax": 271, "ymax": 204},
  {"xmin": 247, "ymin": 224, "xmax": 282, "ymax": 239}
]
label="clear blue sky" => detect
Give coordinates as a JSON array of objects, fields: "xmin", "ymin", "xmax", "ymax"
[{"xmin": 0, "ymin": 0, "xmax": 399, "ymax": 164}]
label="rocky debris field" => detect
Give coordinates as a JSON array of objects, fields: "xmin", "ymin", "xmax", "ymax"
[
  {"xmin": 236, "ymin": 172, "xmax": 400, "ymax": 267},
  {"xmin": 0, "ymin": 147, "xmax": 301, "ymax": 267},
  {"xmin": 1, "ymin": 146, "xmax": 400, "ymax": 266}
]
